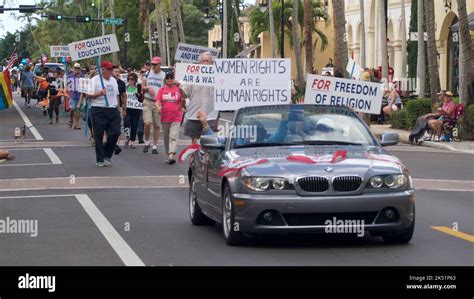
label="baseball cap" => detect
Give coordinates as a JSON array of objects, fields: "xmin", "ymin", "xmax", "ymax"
[
  {"xmin": 445, "ymin": 91, "xmax": 453, "ymax": 97},
  {"xmin": 100, "ymin": 61, "xmax": 114, "ymax": 69},
  {"xmin": 165, "ymin": 72, "xmax": 175, "ymax": 80},
  {"xmin": 73, "ymin": 63, "xmax": 81, "ymax": 68},
  {"xmin": 151, "ymin": 57, "xmax": 161, "ymax": 65},
  {"xmin": 437, "ymin": 90, "xmax": 447, "ymax": 95}
]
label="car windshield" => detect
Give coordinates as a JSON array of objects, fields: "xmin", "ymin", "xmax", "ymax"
[{"xmin": 231, "ymin": 105, "xmax": 376, "ymax": 149}]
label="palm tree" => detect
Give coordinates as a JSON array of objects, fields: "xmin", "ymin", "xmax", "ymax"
[
  {"xmin": 378, "ymin": 0, "xmax": 388, "ymax": 81},
  {"xmin": 400, "ymin": 0, "xmax": 407, "ymax": 79},
  {"xmin": 303, "ymin": 0, "xmax": 313, "ymax": 75},
  {"xmin": 154, "ymin": 0, "xmax": 166, "ymax": 62},
  {"xmin": 176, "ymin": 0, "xmax": 186, "ymax": 43},
  {"xmin": 269, "ymin": 0, "xmax": 276, "ymax": 58},
  {"xmin": 457, "ymin": 0, "xmax": 474, "ymax": 105},
  {"xmin": 416, "ymin": 0, "xmax": 425, "ymax": 98},
  {"xmin": 169, "ymin": 0, "xmax": 180, "ymax": 60},
  {"xmin": 425, "ymin": 0, "xmax": 440, "ymax": 106},
  {"xmin": 332, "ymin": 0, "xmax": 348, "ymax": 76},
  {"xmin": 109, "ymin": 0, "xmax": 119, "ymax": 64},
  {"xmin": 16, "ymin": 14, "xmax": 42, "ymax": 51},
  {"xmin": 139, "ymin": 0, "xmax": 153, "ymax": 60},
  {"xmin": 359, "ymin": 0, "xmax": 366, "ymax": 69},
  {"xmin": 292, "ymin": 0, "xmax": 304, "ymax": 91}
]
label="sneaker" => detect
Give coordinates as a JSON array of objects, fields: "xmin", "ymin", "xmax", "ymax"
[
  {"xmin": 96, "ymin": 162, "xmax": 107, "ymax": 167},
  {"xmin": 422, "ymin": 136, "xmax": 431, "ymax": 141},
  {"xmin": 138, "ymin": 140, "xmax": 145, "ymax": 144},
  {"xmin": 143, "ymin": 144, "xmax": 150, "ymax": 153},
  {"xmin": 168, "ymin": 159, "xmax": 176, "ymax": 165},
  {"xmin": 114, "ymin": 145, "xmax": 122, "ymax": 155},
  {"xmin": 152, "ymin": 148, "xmax": 159, "ymax": 155},
  {"xmin": 104, "ymin": 158, "xmax": 113, "ymax": 166},
  {"xmin": 130, "ymin": 142, "xmax": 136, "ymax": 149},
  {"xmin": 49, "ymin": 119, "xmax": 53, "ymax": 125}
]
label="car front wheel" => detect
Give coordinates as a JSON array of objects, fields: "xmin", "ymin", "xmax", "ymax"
[
  {"xmin": 189, "ymin": 176, "xmax": 215, "ymax": 226},
  {"xmin": 222, "ymin": 185, "xmax": 246, "ymax": 246},
  {"xmin": 382, "ymin": 218, "xmax": 415, "ymax": 244}
]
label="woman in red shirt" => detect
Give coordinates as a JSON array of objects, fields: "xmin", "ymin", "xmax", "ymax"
[{"xmin": 156, "ymin": 72, "xmax": 185, "ymax": 164}]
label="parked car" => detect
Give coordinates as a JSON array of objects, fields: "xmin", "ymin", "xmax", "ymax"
[{"xmin": 188, "ymin": 104, "xmax": 415, "ymax": 245}]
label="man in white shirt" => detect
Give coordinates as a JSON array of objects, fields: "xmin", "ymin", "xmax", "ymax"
[{"xmin": 87, "ymin": 60, "xmax": 121, "ymax": 167}]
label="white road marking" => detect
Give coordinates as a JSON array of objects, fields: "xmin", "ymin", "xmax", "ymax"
[
  {"xmin": 0, "ymin": 163, "xmax": 59, "ymax": 167},
  {"xmin": 13, "ymin": 101, "xmax": 44, "ymax": 140},
  {"xmin": 0, "ymin": 194, "xmax": 75, "ymax": 199},
  {"xmin": 74, "ymin": 194, "xmax": 145, "ymax": 266},
  {"xmin": 43, "ymin": 148, "xmax": 62, "ymax": 165}
]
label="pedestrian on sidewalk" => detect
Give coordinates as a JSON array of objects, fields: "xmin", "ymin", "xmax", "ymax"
[
  {"xmin": 123, "ymin": 72, "xmax": 143, "ymax": 149},
  {"xmin": 87, "ymin": 61, "xmax": 121, "ymax": 167},
  {"xmin": 141, "ymin": 57, "xmax": 166, "ymax": 155},
  {"xmin": 20, "ymin": 65, "xmax": 35, "ymax": 107},
  {"xmin": 182, "ymin": 52, "xmax": 219, "ymax": 144},
  {"xmin": 156, "ymin": 72, "xmax": 184, "ymax": 164}
]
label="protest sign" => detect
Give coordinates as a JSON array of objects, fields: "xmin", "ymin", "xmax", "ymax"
[
  {"xmin": 304, "ymin": 74, "xmax": 383, "ymax": 114},
  {"xmin": 174, "ymin": 43, "xmax": 220, "ymax": 63},
  {"xmin": 176, "ymin": 63, "xmax": 215, "ymax": 87},
  {"xmin": 126, "ymin": 92, "xmax": 143, "ymax": 110},
  {"xmin": 77, "ymin": 78, "xmax": 94, "ymax": 94},
  {"xmin": 120, "ymin": 73, "xmax": 128, "ymax": 82},
  {"xmin": 68, "ymin": 34, "xmax": 120, "ymax": 61},
  {"xmin": 50, "ymin": 46, "xmax": 71, "ymax": 58},
  {"xmin": 346, "ymin": 58, "xmax": 362, "ymax": 80},
  {"xmin": 213, "ymin": 59, "xmax": 291, "ymax": 111}
]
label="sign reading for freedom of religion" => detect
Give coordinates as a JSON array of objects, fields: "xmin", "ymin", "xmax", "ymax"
[
  {"xmin": 68, "ymin": 34, "xmax": 120, "ymax": 61},
  {"xmin": 304, "ymin": 74, "xmax": 384, "ymax": 114},
  {"xmin": 213, "ymin": 59, "xmax": 291, "ymax": 111},
  {"xmin": 50, "ymin": 46, "xmax": 71, "ymax": 58}
]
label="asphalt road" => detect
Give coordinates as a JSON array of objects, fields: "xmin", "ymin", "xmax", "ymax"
[{"xmin": 0, "ymin": 93, "xmax": 473, "ymax": 266}]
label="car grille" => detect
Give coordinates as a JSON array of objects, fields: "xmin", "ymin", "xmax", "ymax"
[
  {"xmin": 333, "ymin": 176, "xmax": 362, "ymax": 192},
  {"xmin": 297, "ymin": 177, "xmax": 329, "ymax": 192},
  {"xmin": 282, "ymin": 212, "xmax": 378, "ymax": 226}
]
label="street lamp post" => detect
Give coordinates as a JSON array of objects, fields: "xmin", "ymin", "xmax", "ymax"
[{"xmin": 280, "ymin": 0, "xmax": 284, "ymax": 58}]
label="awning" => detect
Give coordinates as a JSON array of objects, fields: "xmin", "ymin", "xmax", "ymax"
[
  {"xmin": 450, "ymin": 12, "xmax": 474, "ymax": 31},
  {"xmin": 235, "ymin": 44, "xmax": 261, "ymax": 58}
]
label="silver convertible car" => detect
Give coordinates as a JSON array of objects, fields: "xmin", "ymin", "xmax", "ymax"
[{"xmin": 188, "ymin": 105, "xmax": 415, "ymax": 246}]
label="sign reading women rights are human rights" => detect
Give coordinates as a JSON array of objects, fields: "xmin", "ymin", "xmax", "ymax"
[
  {"xmin": 304, "ymin": 74, "xmax": 384, "ymax": 114},
  {"xmin": 68, "ymin": 34, "xmax": 120, "ymax": 61}
]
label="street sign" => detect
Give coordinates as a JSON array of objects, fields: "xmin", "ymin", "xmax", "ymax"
[{"xmin": 104, "ymin": 18, "xmax": 123, "ymax": 25}]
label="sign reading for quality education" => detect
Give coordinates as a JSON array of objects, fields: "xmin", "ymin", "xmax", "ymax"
[
  {"xmin": 68, "ymin": 34, "xmax": 120, "ymax": 61},
  {"xmin": 174, "ymin": 43, "xmax": 220, "ymax": 64},
  {"xmin": 175, "ymin": 63, "xmax": 215, "ymax": 87},
  {"xmin": 304, "ymin": 74, "xmax": 384, "ymax": 114},
  {"xmin": 213, "ymin": 59, "xmax": 291, "ymax": 111},
  {"xmin": 50, "ymin": 45, "xmax": 71, "ymax": 58}
]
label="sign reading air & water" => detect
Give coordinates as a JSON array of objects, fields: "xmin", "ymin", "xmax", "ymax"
[
  {"xmin": 174, "ymin": 43, "xmax": 220, "ymax": 64},
  {"xmin": 50, "ymin": 46, "xmax": 71, "ymax": 58},
  {"xmin": 175, "ymin": 63, "xmax": 215, "ymax": 87},
  {"xmin": 68, "ymin": 34, "xmax": 120, "ymax": 61},
  {"xmin": 304, "ymin": 74, "xmax": 383, "ymax": 115}
]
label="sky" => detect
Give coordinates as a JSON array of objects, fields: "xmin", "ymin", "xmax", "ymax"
[{"xmin": 0, "ymin": 0, "xmax": 256, "ymax": 38}]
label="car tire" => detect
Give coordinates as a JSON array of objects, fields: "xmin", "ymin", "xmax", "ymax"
[
  {"xmin": 382, "ymin": 218, "xmax": 415, "ymax": 244},
  {"xmin": 222, "ymin": 184, "xmax": 246, "ymax": 246},
  {"xmin": 189, "ymin": 176, "xmax": 215, "ymax": 226}
]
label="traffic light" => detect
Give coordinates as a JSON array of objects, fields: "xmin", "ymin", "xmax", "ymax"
[
  {"xmin": 48, "ymin": 14, "xmax": 62, "ymax": 21},
  {"xmin": 0, "ymin": 6, "xmax": 4, "ymax": 14},
  {"xmin": 76, "ymin": 15, "xmax": 91, "ymax": 23}
]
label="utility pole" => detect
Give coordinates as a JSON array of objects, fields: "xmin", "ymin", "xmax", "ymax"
[{"xmin": 222, "ymin": 0, "xmax": 228, "ymax": 58}]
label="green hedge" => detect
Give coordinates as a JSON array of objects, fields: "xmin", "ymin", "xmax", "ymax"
[
  {"xmin": 390, "ymin": 98, "xmax": 432, "ymax": 130},
  {"xmin": 458, "ymin": 104, "xmax": 474, "ymax": 141}
]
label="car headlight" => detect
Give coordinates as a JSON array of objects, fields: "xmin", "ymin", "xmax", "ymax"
[
  {"xmin": 367, "ymin": 174, "xmax": 407, "ymax": 190},
  {"xmin": 242, "ymin": 177, "xmax": 289, "ymax": 192}
]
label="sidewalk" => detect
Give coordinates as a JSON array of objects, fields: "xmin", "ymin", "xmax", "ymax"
[{"xmin": 371, "ymin": 124, "xmax": 474, "ymax": 154}]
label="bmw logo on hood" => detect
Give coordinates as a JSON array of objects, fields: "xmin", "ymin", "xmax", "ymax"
[{"xmin": 324, "ymin": 167, "xmax": 334, "ymax": 173}]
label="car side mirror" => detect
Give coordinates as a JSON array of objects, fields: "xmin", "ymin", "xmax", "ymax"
[
  {"xmin": 201, "ymin": 135, "xmax": 225, "ymax": 150},
  {"xmin": 380, "ymin": 132, "xmax": 399, "ymax": 147}
]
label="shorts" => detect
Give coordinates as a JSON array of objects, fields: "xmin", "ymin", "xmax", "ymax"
[
  {"xmin": 184, "ymin": 119, "xmax": 218, "ymax": 139},
  {"xmin": 69, "ymin": 98, "xmax": 80, "ymax": 110},
  {"xmin": 22, "ymin": 87, "xmax": 34, "ymax": 95},
  {"xmin": 143, "ymin": 98, "xmax": 161, "ymax": 128}
]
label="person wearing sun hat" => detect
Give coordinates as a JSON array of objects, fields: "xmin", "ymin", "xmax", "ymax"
[{"xmin": 87, "ymin": 60, "xmax": 121, "ymax": 167}]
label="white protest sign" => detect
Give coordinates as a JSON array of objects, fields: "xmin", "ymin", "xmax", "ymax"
[
  {"xmin": 68, "ymin": 34, "xmax": 120, "ymax": 61},
  {"xmin": 213, "ymin": 59, "xmax": 291, "ymax": 111},
  {"xmin": 126, "ymin": 92, "xmax": 143, "ymax": 110},
  {"xmin": 77, "ymin": 78, "xmax": 94, "ymax": 94},
  {"xmin": 304, "ymin": 74, "xmax": 383, "ymax": 114},
  {"xmin": 176, "ymin": 63, "xmax": 215, "ymax": 87},
  {"xmin": 346, "ymin": 58, "xmax": 362, "ymax": 80},
  {"xmin": 120, "ymin": 73, "xmax": 128, "ymax": 82},
  {"xmin": 174, "ymin": 43, "xmax": 220, "ymax": 63},
  {"xmin": 50, "ymin": 45, "xmax": 71, "ymax": 58}
]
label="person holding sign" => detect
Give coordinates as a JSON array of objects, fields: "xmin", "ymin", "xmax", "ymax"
[
  {"xmin": 182, "ymin": 52, "xmax": 219, "ymax": 144},
  {"xmin": 156, "ymin": 72, "xmax": 184, "ymax": 165},
  {"xmin": 123, "ymin": 72, "xmax": 143, "ymax": 149},
  {"xmin": 141, "ymin": 57, "xmax": 166, "ymax": 155},
  {"xmin": 87, "ymin": 60, "xmax": 121, "ymax": 167}
]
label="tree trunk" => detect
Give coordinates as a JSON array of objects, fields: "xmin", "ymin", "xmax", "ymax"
[
  {"xmin": 425, "ymin": 0, "xmax": 440, "ymax": 107},
  {"xmin": 359, "ymin": 0, "xmax": 366, "ymax": 69},
  {"xmin": 109, "ymin": 0, "xmax": 119, "ymax": 65},
  {"xmin": 269, "ymin": 0, "xmax": 276, "ymax": 58},
  {"xmin": 304, "ymin": 0, "xmax": 313, "ymax": 75},
  {"xmin": 222, "ymin": 0, "xmax": 228, "ymax": 58},
  {"xmin": 332, "ymin": 0, "xmax": 348, "ymax": 76},
  {"xmin": 292, "ymin": 0, "xmax": 304, "ymax": 91},
  {"xmin": 176, "ymin": 0, "xmax": 186, "ymax": 43},
  {"xmin": 233, "ymin": 0, "xmax": 245, "ymax": 53},
  {"xmin": 147, "ymin": 14, "xmax": 153, "ymax": 61},
  {"xmin": 378, "ymin": 0, "xmax": 388, "ymax": 81},
  {"xmin": 400, "ymin": 0, "xmax": 407, "ymax": 79},
  {"xmin": 416, "ymin": 0, "xmax": 425, "ymax": 98},
  {"xmin": 457, "ymin": 0, "xmax": 474, "ymax": 105},
  {"xmin": 169, "ymin": 0, "xmax": 180, "ymax": 62},
  {"xmin": 154, "ymin": 0, "xmax": 166, "ymax": 62}
]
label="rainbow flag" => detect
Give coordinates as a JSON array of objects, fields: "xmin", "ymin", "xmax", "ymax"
[{"xmin": 0, "ymin": 70, "xmax": 13, "ymax": 111}]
